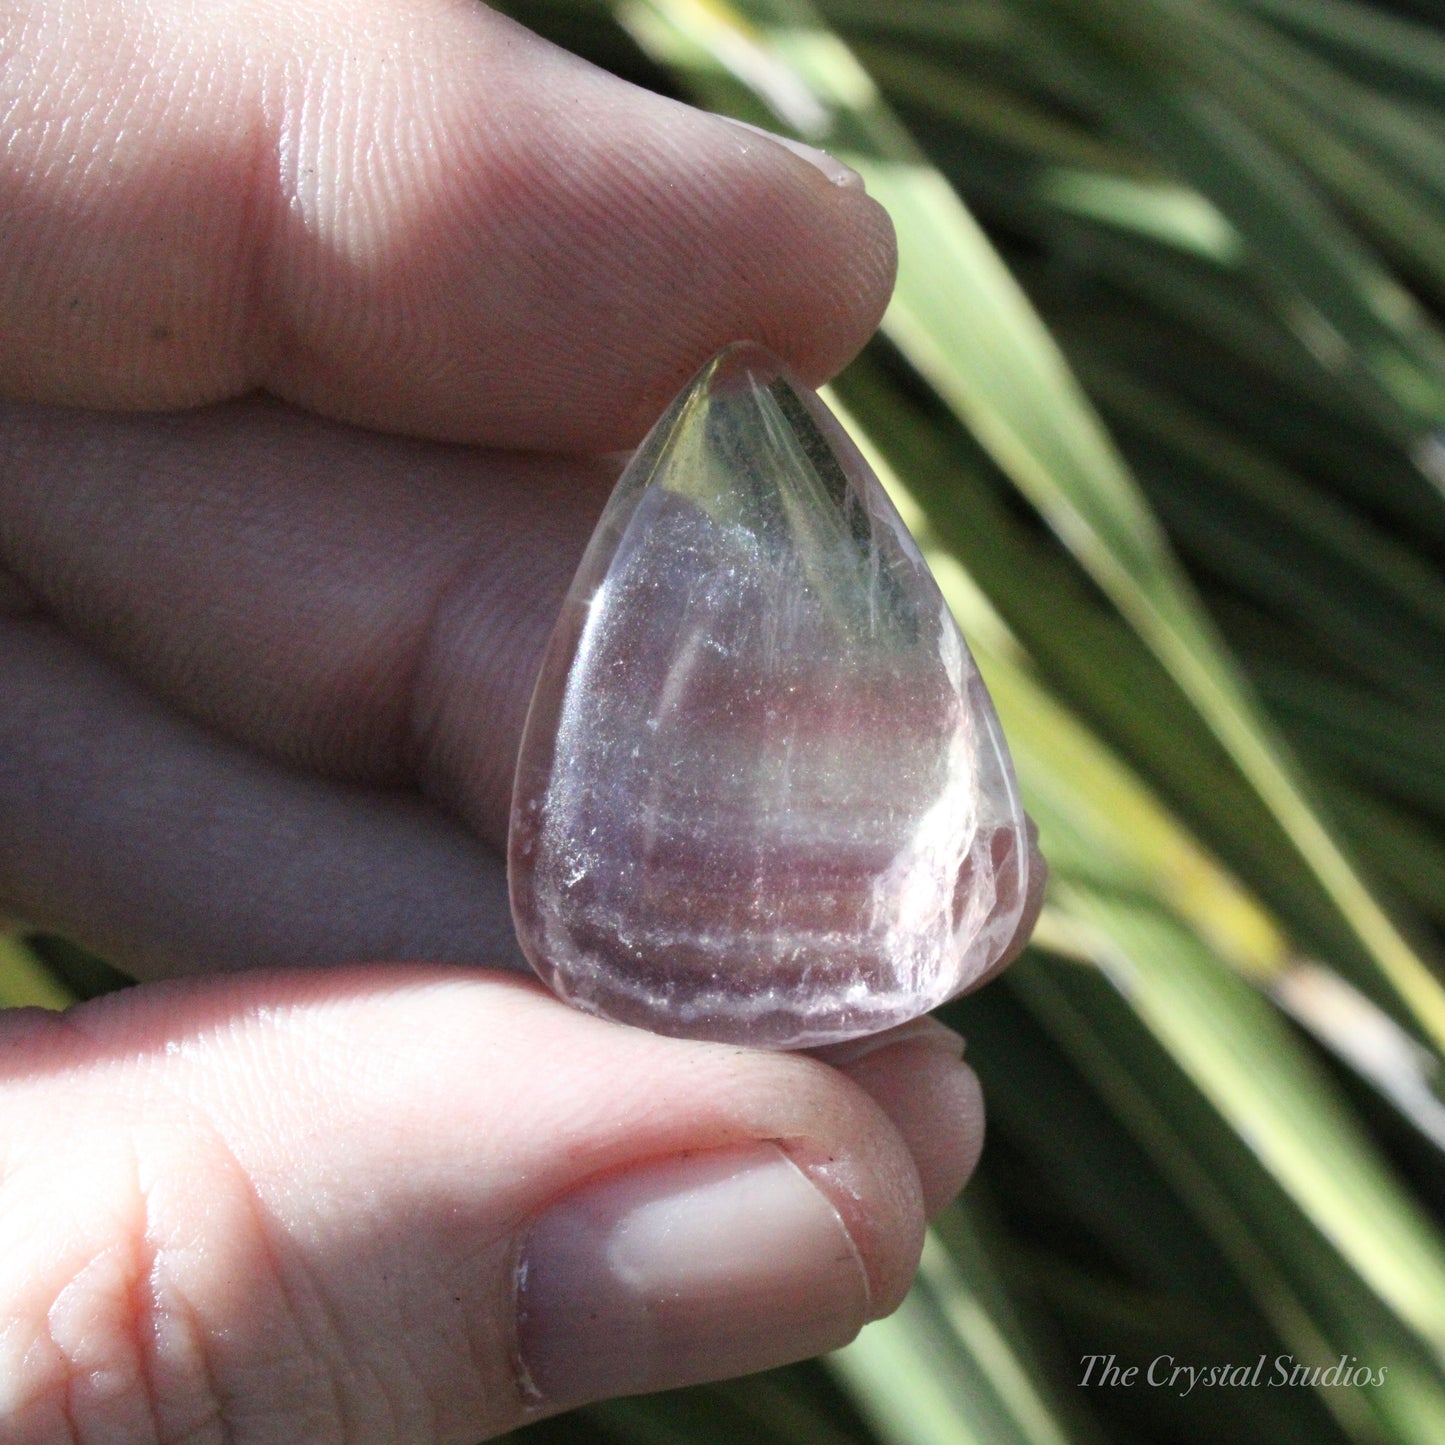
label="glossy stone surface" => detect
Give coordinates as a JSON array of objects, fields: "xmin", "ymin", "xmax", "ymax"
[{"xmin": 509, "ymin": 343, "xmax": 1030, "ymax": 1048}]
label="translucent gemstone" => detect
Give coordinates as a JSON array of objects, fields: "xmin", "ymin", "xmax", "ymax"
[{"xmin": 508, "ymin": 343, "xmax": 1031, "ymax": 1048}]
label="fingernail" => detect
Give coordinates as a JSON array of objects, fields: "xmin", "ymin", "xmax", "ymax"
[
  {"xmin": 721, "ymin": 118, "xmax": 865, "ymax": 190},
  {"xmin": 809, "ymin": 1016, "xmax": 966, "ymax": 1068},
  {"xmin": 514, "ymin": 1142, "xmax": 869, "ymax": 1407}
]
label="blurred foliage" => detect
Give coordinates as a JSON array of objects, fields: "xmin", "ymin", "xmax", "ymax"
[
  {"xmin": 489, "ymin": 0, "xmax": 1445, "ymax": 1440},
  {"xmin": 8, "ymin": 0, "xmax": 1445, "ymax": 1441}
]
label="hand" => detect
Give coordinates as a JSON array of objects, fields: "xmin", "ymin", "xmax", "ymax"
[{"xmin": 0, "ymin": 2, "xmax": 1043, "ymax": 1439}]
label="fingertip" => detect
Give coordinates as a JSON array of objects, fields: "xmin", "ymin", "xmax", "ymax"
[
  {"xmin": 830, "ymin": 1027, "xmax": 986, "ymax": 1220},
  {"xmin": 426, "ymin": 83, "xmax": 898, "ymax": 450}
]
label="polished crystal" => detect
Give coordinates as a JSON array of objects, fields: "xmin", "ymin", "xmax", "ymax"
[{"xmin": 509, "ymin": 343, "xmax": 1030, "ymax": 1048}]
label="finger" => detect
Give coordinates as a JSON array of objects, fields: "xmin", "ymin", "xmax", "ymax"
[
  {"xmin": 1, "ymin": 396, "xmax": 607, "ymax": 846},
  {"xmin": 0, "ymin": 616, "xmax": 525, "ymax": 979},
  {"xmin": 816, "ymin": 1017, "xmax": 985, "ymax": 1218},
  {"xmin": 2, "ymin": 0, "xmax": 894, "ymax": 449},
  {"xmin": 0, "ymin": 966, "xmax": 949, "ymax": 1437}
]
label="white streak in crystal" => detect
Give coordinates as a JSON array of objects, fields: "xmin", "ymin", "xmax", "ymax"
[{"xmin": 870, "ymin": 725, "xmax": 976, "ymax": 988}]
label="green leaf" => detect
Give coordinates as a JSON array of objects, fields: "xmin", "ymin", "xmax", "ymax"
[{"xmin": 0, "ymin": 932, "xmax": 74, "ymax": 1011}]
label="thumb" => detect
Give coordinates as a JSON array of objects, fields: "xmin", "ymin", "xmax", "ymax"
[{"xmin": 1, "ymin": 966, "xmax": 972, "ymax": 1440}]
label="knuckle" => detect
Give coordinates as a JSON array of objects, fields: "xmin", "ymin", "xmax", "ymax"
[
  {"xmin": 1, "ymin": 1017, "xmax": 444, "ymax": 1444},
  {"xmin": 1, "ymin": 1132, "xmax": 229, "ymax": 1445}
]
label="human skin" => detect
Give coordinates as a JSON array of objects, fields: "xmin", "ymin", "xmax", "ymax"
[{"xmin": 0, "ymin": 2, "xmax": 1045, "ymax": 1440}]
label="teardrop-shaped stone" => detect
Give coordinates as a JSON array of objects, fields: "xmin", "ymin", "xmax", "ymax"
[{"xmin": 509, "ymin": 343, "xmax": 1031, "ymax": 1048}]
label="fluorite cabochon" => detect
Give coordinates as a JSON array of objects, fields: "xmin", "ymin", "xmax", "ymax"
[{"xmin": 508, "ymin": 343, "xmax": 1031, "ymax": 1048}]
